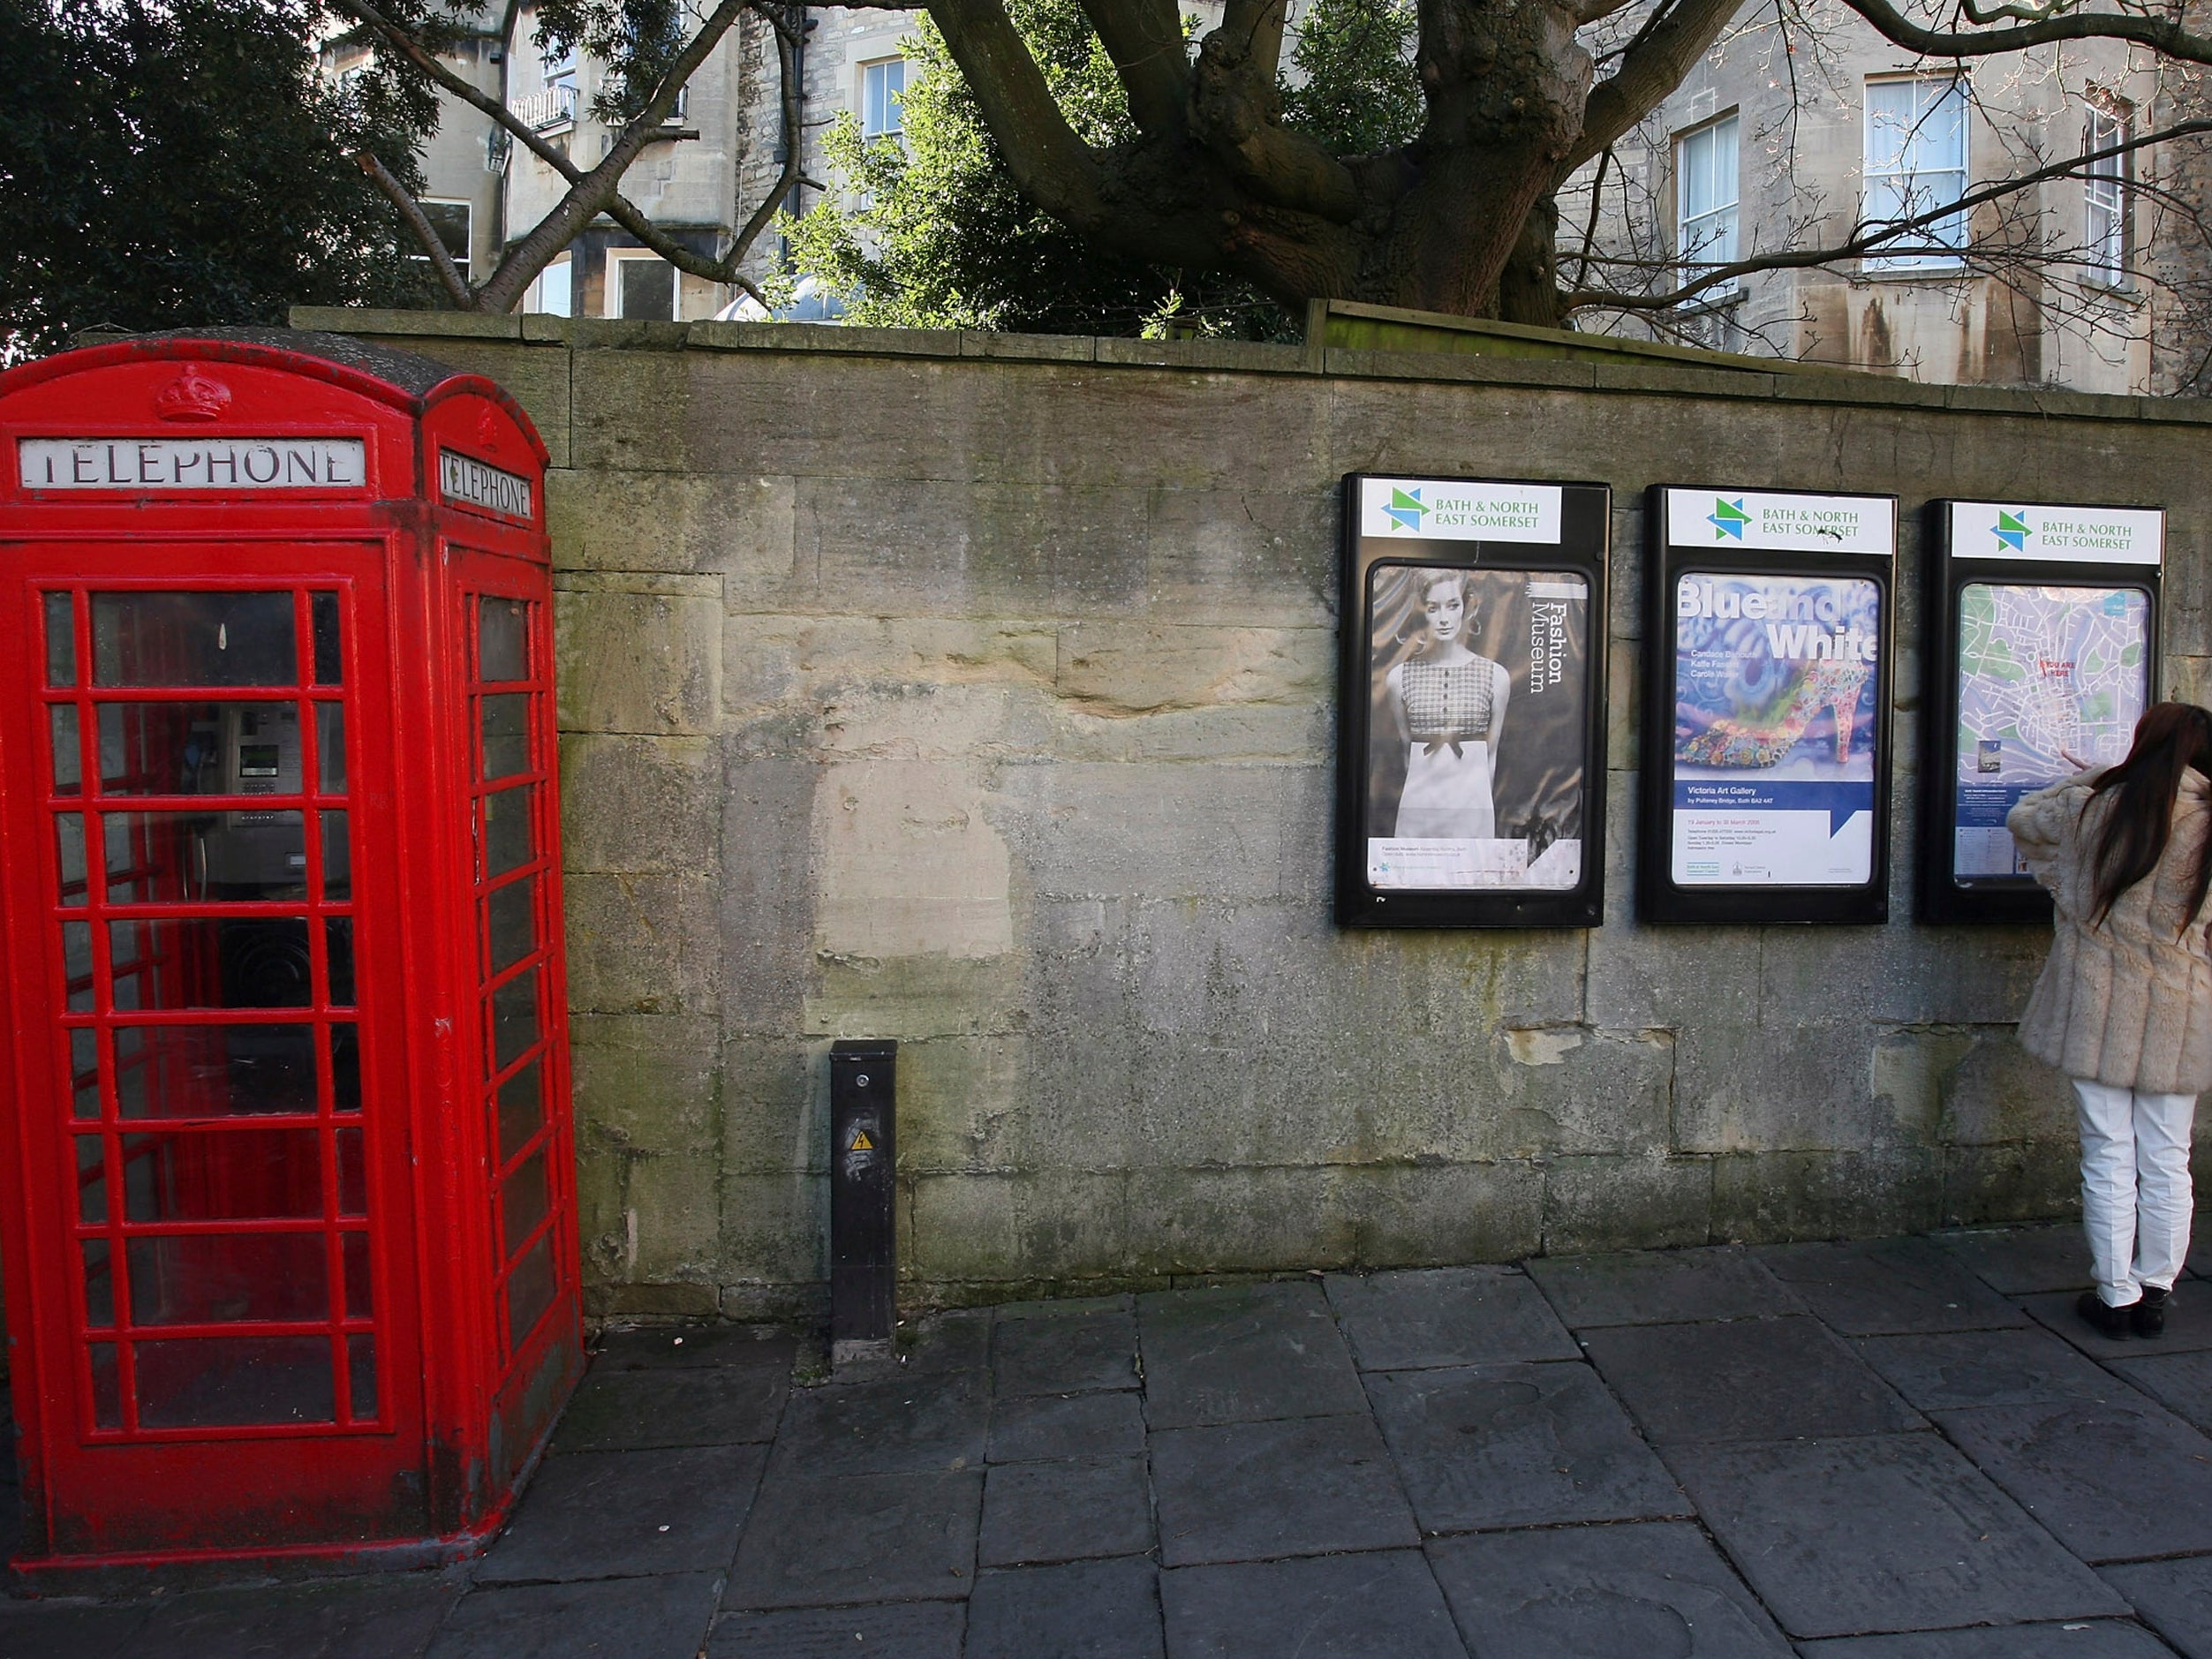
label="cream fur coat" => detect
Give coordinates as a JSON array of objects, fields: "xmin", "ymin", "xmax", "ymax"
[{"xmin": 2007, "ymin": 766, "xmax": 2212, "ymax": 1093}]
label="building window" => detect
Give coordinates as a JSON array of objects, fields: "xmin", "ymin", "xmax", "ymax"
[
  {"xmin": 862, "ymin": 57, "xmax": 907, "ymax": 141},
  {"xmin": 1676, "ymin": 114, "xmax": 1740, "ymax": 297},
  {"xmin": 1863, "ymin": 76, "xmax": 1968, "ymax": 271},
  {"xmin": 528, "ymin": 256, "xmax": 572, "ymax": 317},
  {"xmin": 2085, "ymin": 105, "xmax": 2128, "ymax": 286},
  {"xmin": 414, "ymin": 200, "xmax": 472, "ymax": 285},
  {"xmin": 607, "ymin": 253, "xmax": 677, "ymax": 320}
]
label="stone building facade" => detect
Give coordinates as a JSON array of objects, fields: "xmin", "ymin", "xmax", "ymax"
[
  {"xmin": 299, "ymin": 305, "xmax": 2212, "ymax": 1321},
  {"xmin": 1578, "ymin": 0, "xmax": 2212, "ymax": 394}
]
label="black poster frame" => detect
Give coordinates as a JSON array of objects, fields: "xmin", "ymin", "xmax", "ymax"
[
  {"xmin": 1332, "ymin": 472, "xmax": 1612, "ymax": 929},
  {"xmin": 1916, "ymin": 497, "xmax": 2164, "ymax": 924},
  {"xmin": 1637, "ymin": 483, "xmax": 1899, "ymax": 927}
]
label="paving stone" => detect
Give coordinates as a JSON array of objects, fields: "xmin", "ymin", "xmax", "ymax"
[
  {"xmin": 1669, "ymin": 1434, "xmax": 2130, "ymax": 1639},
  {"xmin": 1797, "ymin": 1622, "xmax": 2176, "ymax": 1656},
  {"xmin": 553, "ymin": 1365, "xmax": 787, "ymax": 1452},
  {"xmin": 767, "ymin": 1369, "xmax": 987, "ymax": 1476},
  {"xmin": 2103, "ymin": 1557, "xmax": 2212, "ymax": 1658},
  {"xmin": 897, "ymin": 1310, "xmax": 993, "ymax": 1374},
  {"xmin": 1935, "ymin": 1225, "xmax": 2092, "ymax": 1295},
  {"xmin": 1151, "ymin": 1412, "xmax": 1418, "ymax": 1566},
  {"xmin": 0, "ymin": 1602, "xmax": 148, "ymax": 1659},
  {"xmin": 2022, "ymin": 1290, "xmax": 2212, "ymax": 1359},
  {"xmin": 987, "ymin": 1389, "xmax": 1146, "ymax": 1463},
  {"xmin": 427, "ymin": 1574, "xmax": 721, "ymax": 1659},
  {"xmin": 1365, "ymin": 1361, "xmax": 1688, "ymax": 1533},
  {"xmin": 1854, "ymin": 1328, "xmax": 2134, "ymax": 1411},
  {"xmin": 1138, "ymin": 1281, "xmax": 1366, "ymax": 1429},
  {"xmin": 1325, "ymin": 1267, "xmax": 1580, "ymax": 1371},
  {"xmin": 1933, "ymin": 1398, "xmax": 2212, "ymax": 1561},
  {"xmin": 978, "ymin": 1456, "xmax": 1151, "ymax": 1565},
  {"xmin": 596, "ymin": 1329, "xmax": 797, "ymax": 1372},
  {"xmin": 991, "ymin": 1304, "xmax": 1139, "ymax": 1397},
  {"xmin": 1426, "ymin": 1520, "xmax": 1792, "ymax": 1657},
  {"xmin": 1526, "ymin": 1247, "xmax": 1804, "ymax": 1329},
  {"xmin": 1161, "ymin": 1549, "xmax": 1466, "ymax": 1658},
  {"xmin": 707, "ymin": 1601, "xmax": 965, "ymax": 1657},
  {"xmin": 965, "ymin": 1557, "xmax": 1164, "ymax": 1659},
  {"xmin": 132, "ymin": 1574, "xmax": 461, "ymax": 1658},
  {"xmin": 2106, "ymin": 1351, "xmax": 2212, "ymax": 1433},
  {"xmin": 1758, "ymin": 1239, "xmax": 2028, "ymax": 1336},
  {"xmin": 478, "ymin": 1444, "xmax": 765, "ymax": 1583},
  {"xmin": 723, "ymin": 1469, "xmax": 983, "ymax": 1609},
  {"xmin": 1582, "ymin": 1316, "xmax": 1921, "ymax": 1445}
]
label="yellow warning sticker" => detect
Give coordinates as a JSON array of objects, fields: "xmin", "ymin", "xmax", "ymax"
[{"xmin": 849, "ymin": 1129, "xmax": 875, "ymax": 1151}]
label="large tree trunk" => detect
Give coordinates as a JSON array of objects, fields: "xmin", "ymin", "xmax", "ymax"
[{"xmin": 931, "ymin": 0, "xmax": 1740, "ymax": 322}]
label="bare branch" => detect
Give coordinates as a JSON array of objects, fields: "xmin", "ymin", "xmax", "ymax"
[
  {"xmin": 1577, "ymin": 0, "xmax": 1644, "ymax": 22},
  {"xmin": 355, "ymin": 148, "xmax": 473, "ymax": 307},
  {"xmin": 1837, "ymin": 0, "xmax": 2212, "ymax": 66},
  {"xmin": 1566, "ymin": 114, "xmax": 2212, "ymax": 313},
  {"xmin": 1565, "ymin": 0, "xmax": 1744, "ymax": 176}
]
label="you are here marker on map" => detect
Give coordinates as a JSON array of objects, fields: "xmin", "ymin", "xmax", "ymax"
[
  {"xmin": 1638, "ymin": 485, "xmax": 1899, "ymax": 927},
  {"xmin": 1918, "ymin": 499, "xmax": 2164, "ymax": 924}
]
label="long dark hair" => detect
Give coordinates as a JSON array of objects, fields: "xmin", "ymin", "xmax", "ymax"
[{"xmin": 2086, "ymin": 701, "xmax": 2212, "ymax": 931}]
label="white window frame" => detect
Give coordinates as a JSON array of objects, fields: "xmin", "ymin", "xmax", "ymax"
[
  {"xmin": 2084, "ymin": 103, "xmax": 2129, "ymax": 288},
  {"xmin": 1862, "ymin": 75, "xmax": 1969, "ymax": 273},
  {"xmin": 1675, "ymin": 112, "xmax": 1740, "ymax": 299},
  {"xmin": 413, "ymin": 198, "xmax": 473, "ymax": 285},
  {"xmin": 528, "ymin": 254, "xmax": 573, "ymax": 317},
  {"xmin": 605, "ymin": 251, "xmax": 678, "ymax": 320},
  {"xmin": 861, "ymin": 57, "xmax": 907, "ymax": 142}
]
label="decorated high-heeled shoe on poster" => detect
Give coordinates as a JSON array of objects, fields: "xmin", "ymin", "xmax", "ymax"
[{"xmin": 1679, "ymin": 658, "xmax": 1871, "ymax": 768}]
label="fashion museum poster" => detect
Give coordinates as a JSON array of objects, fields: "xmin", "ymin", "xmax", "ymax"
[
  {"xmin": 1671, "ymin": 571, "xmax": 1882, "ymax": 886},
  {"xmin": 1362, "ymin": 553, "xmax": 1591, "ymax": 892}
]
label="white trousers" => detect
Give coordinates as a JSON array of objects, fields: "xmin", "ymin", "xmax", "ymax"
[{"xmin": 2074, "ymin": 1079, "xmax": 2198, "ymax": 1307}]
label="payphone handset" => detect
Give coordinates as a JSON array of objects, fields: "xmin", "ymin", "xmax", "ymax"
[{"xmin": 200, "ymin": 705, "xmax": 307, "ymax": 889}]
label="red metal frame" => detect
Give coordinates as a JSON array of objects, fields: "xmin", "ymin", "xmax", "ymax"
[{"xmin": 0, "ymin": 337, "xmax": 579, "ymax": 1582}]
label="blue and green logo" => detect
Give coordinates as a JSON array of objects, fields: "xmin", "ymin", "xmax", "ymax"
[
  {"xmin": 1993, "ymin": 509, "xmax": 2031, "ymax": 553},
  {"xmin": 1383, "ymin": 486, "xmax": 1428, "ymax": 532},
  {"xmin": 1708, "ymin": 497, "xmax": 1749, "ymax": 539}
]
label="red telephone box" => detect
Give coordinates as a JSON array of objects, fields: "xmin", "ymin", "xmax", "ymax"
[{"xmin": 0, "ymin": 332, "xmax": 581, "ymax": 1583}]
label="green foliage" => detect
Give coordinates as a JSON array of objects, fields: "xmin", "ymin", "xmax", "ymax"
[
  {"xmin": 0, "ymin": 0, "xmax": 441, "ymax": 358},
  {"xmin": 531, "ymin": 0, "xmax": 685, "ymax": 126},
  {"xmin": 1280, "ymin": 0, "xmax": 1421, "ymax": 158},
  {"xmin": 778, "ymin": 0, "xmax": 1290, "ymax": 337}
]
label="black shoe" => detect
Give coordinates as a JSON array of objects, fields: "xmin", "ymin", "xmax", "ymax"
[
  {"xmin": 2133, "ymin": 1286, "xmax": 2170, "ymax": 1339},
  {"xmin": 2077, "ymin": 1290, "xmax": 2133, "ymax": 1339}
]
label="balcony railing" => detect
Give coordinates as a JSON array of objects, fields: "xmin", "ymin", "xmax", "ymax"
[{"xmin": 512, "ymin": 84, "xmax": 577, "ymax": 132}]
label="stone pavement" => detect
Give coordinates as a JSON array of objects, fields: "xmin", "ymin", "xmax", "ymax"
[{"xmin": 19, "ymin": 1225, "xmax": 2212, "ymax": 1655}]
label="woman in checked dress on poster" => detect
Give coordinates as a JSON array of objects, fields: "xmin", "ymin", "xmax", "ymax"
[{"xmin": 1387, "ymin": 570, "xmax": 1511, "ymax": 838}]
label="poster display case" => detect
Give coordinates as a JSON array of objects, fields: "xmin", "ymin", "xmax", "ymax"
[
  {"xmin": 1917, "ymin": 499, "xmax": 2163, "ymax": 924},
  {"xmin": 1333, "ymin": 474, "xmax": 1611, "ymax": 928},
  {"xmin": 1637, "ymin": 486, "xmax": 1899, "ymax": 925}
]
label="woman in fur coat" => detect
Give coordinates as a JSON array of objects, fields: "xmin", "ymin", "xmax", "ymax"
[{"xmin": 2008, "ymin": 702, "xmax": 2212, "ymax": 1339}]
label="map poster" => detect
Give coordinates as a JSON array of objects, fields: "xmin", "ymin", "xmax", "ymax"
[
  {"xmin": 1363, "ymin": 562, "xmax": 1591, "ymax": 891},
  {"xmin": 1952, "ymin": 582, "xmax": 2151, "ymax": 879},
  {"xmin": 1671, "ymin": 572, "xmax": 1883, "ymax": 886}
]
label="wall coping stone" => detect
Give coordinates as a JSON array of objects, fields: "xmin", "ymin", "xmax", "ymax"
[{"xmin": 288, "ymin": 306, "xmax": 2212, "ymax": 429}]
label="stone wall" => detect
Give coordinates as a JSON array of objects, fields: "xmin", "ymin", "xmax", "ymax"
[{"xmin": 299, "ymin": 307, "xmax": 2212, "ymax": 1320}]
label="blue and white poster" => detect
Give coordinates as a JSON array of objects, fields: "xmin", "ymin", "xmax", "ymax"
[{"xmin": 1672, "ymin": 573, "xmax": 1883, "ymax": 886}]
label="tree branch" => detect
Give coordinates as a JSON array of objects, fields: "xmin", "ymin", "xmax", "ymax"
[
  {"xmin": 1565, "ymin": 115, "xmax": 2208, "ymax": 313},
  {"xmin": 355, "ymin": 148, "xmax": 474, "ymax": 306},
  {"xmin": 929, "ymin": 0, "xmax": 1112, "ymax": 230},
  {"xmin": 1076, "ymin": 0, "xmax": 1189, "ymax": 136},
  {"xmin": 1838, "ymin": 0, "xmax": 2212, "ymax": 66},
  {"xmin": 1219, "ymin": 0, "xmax": 1288, "ymax": 86},
  {"xmin": 1563, "ymin": 0, "xmax": 1742, "ymax": 176}
]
